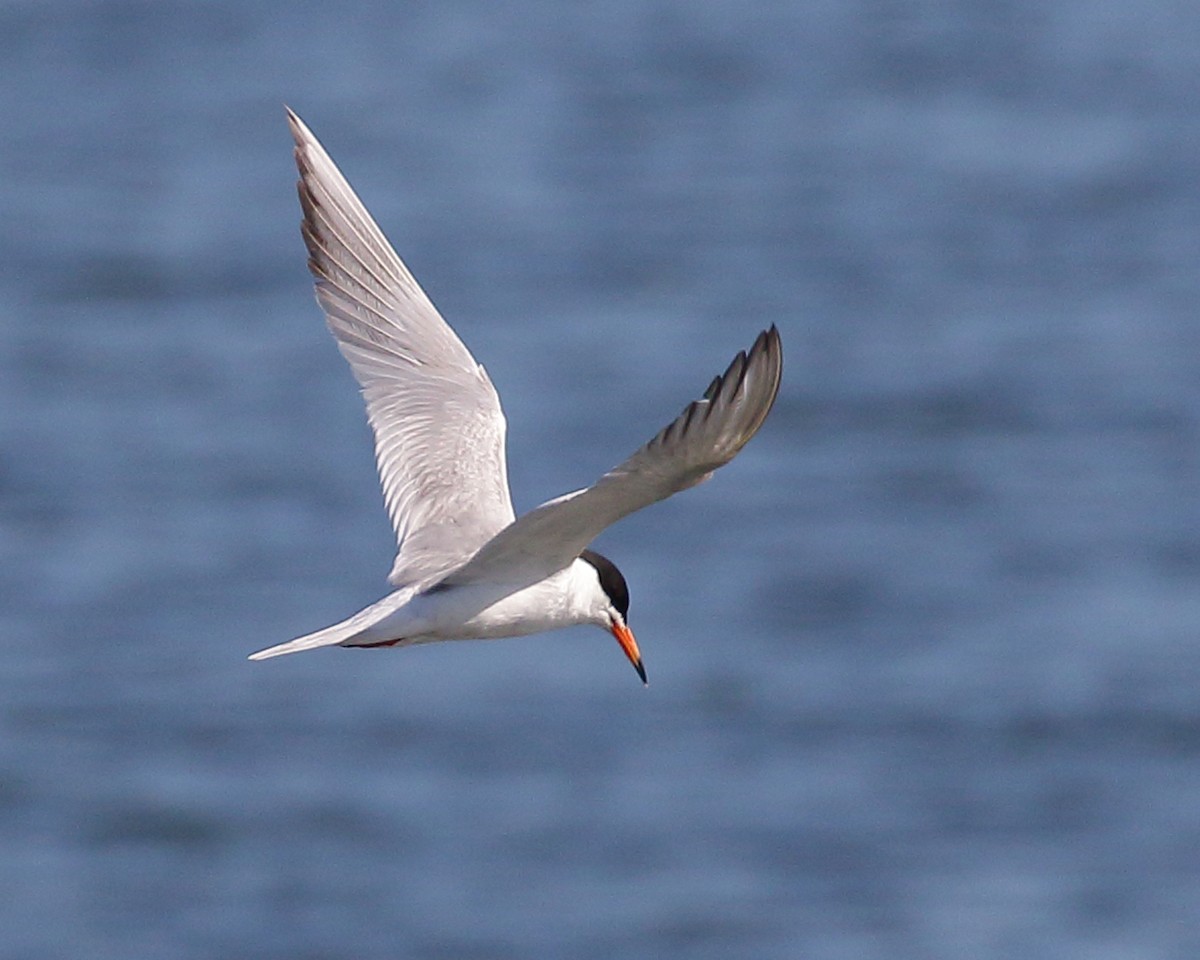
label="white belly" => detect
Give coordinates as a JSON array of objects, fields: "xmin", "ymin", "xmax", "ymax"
[{"xmin": 354, "ymin": 567, "xmax": 588, "ymax": 646}]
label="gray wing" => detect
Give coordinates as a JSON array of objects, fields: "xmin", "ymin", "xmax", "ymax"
[
  {"xmin": 444, "ymin": 326, "xmax": 782, "ymax": 589},
  {"xmin": 288, "ymin": 108, "xmax": 516, "ymax": 587}
]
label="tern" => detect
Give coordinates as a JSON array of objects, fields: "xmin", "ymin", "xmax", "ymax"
[{"xmin": 249, "ymin": 109, "xmax": 783, "ymax": 683}]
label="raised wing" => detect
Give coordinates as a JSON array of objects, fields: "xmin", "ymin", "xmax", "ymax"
[
  {"xmin": 444, "ymin": 326, "xmax": 782, "ymax": 589},
  {"xmin": 288, "ymin": 108, "xmax": 515, "ymax": 587}
]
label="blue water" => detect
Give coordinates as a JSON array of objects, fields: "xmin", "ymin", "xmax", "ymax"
[{"xmin": 3, "ymin": 2, "xmax": 1200, "ymax": 957}]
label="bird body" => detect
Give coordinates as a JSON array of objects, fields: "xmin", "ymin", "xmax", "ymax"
[
  {"xmin": 249, "ymin": 108, "xmax": 783, "ymax": 683},
  {"xmin": 256, "ymin": 557, "xmax": 609, "ymax": 654}
]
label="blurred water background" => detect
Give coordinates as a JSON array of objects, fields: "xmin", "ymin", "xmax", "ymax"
[{"xmin": 3, "ymin": 1, "xmax": 1200, "ymax": 957}]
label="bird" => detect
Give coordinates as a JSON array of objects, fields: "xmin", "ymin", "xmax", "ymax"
[{"xmin": 248, "ymin": 108, "xmax": 783, "ymax": 684}]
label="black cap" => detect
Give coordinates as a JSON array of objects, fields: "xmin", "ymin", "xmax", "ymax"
[{"xmin": 580, "ymin": 549, "xmax": 629, "ymax": 620}]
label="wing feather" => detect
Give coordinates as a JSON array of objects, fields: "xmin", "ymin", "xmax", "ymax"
[
  {"xmin": 444, "ymin": 326, "xmax": 783, "ymax": 588},
  {"xmin": 287, "ymin": 108, "xmax": 515, "ymax": 587}
]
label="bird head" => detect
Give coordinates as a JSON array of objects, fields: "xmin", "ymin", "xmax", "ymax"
[{"xmin": 580, "ymin": 549, "xmax": 645, "ymax": 685}]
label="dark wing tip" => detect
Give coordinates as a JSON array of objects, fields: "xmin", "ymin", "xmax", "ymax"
[
  {"xmin": 286, "ymin": 109, "xmax": 325, "ymax": 197},
  {"xmin": 648, "ymin": 325, "xmax": 782, "ymax": 466},
  {"xmin": 713, "ymin": 326, "xmax": 782, "ymax": 408},
  {"xmin": 705, "ymin": 325, "xmax": 783, "ymax": 454},
  {"xmin": 739, "ymin": 324, "xmax": 783, "ymax": 440},
  {"xmin": 711, "ymin": 325, "xmax": 781, "ymax": 410},
  {"xmin": 284, "ymin": 105, "xmax": 308, "ymax": 143},
  {"xmin": 754, "ymin": 324, "xmax": 783, "ymax": 404}
]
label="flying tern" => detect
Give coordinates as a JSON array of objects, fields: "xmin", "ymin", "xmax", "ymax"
[{"xmin": 249, "ymin": 108, "xmax": 783, "ymax": 683}]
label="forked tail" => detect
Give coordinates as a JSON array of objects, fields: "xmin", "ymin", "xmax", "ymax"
[
  {"xmin": 248, "ymin": 591, "xmax": 411, "ymax": 660},
  {"xmin": 248, "ymin": 617, "xmax": 364, "ymax": 660}
]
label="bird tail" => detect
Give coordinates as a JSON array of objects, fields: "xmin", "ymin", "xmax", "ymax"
[
  {"xmin": 248, "ymin": 588, "xmax": 418, "ymax": 660},
  {"xmin": 249, "ymin": 597, "xmax": 404, "ymax": 660},
  {"xmin": 247, "ymin": 616, "xmax": 365, "ymax": 660}
]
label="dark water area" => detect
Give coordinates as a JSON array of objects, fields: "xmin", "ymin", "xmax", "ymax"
[{"xmin": 2, "ymin": 2, "xmax": 1200, "ymax": 957}]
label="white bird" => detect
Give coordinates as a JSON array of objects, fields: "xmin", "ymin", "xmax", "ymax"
[{"xmin": 249, "ymin": 108, "xmax": 783, "ymax": 683}]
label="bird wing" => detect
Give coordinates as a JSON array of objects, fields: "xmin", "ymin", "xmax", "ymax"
[
  {"xmin": 288, "ymin": 108, "xmax": 515, "ymax": 587},
  {"xmin": 443, "ymin": 326, "xmax": 783, "ymax": 590}
]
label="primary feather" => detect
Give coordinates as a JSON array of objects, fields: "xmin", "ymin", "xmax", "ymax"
[
  {"xmin": 442, "ymin": 326, "xmax": 783, "ymax": 590},
  {"xmin": 288, "ymin": 107, "xmax": 515, "ymax": 588}
]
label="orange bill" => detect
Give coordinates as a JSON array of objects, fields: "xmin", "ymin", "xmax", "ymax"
[{"xmin": 611, "ymin": 622, "xmax": 647, "ymax": 685}]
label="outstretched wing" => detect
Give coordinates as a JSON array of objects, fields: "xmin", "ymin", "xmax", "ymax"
[
  {"xmin": 444, "ymin": 326, "xmax": 783, "ymax": 589},
  {"xmin": 288, "ymin": 108, "xmax": 516, "ymax": 587}
]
